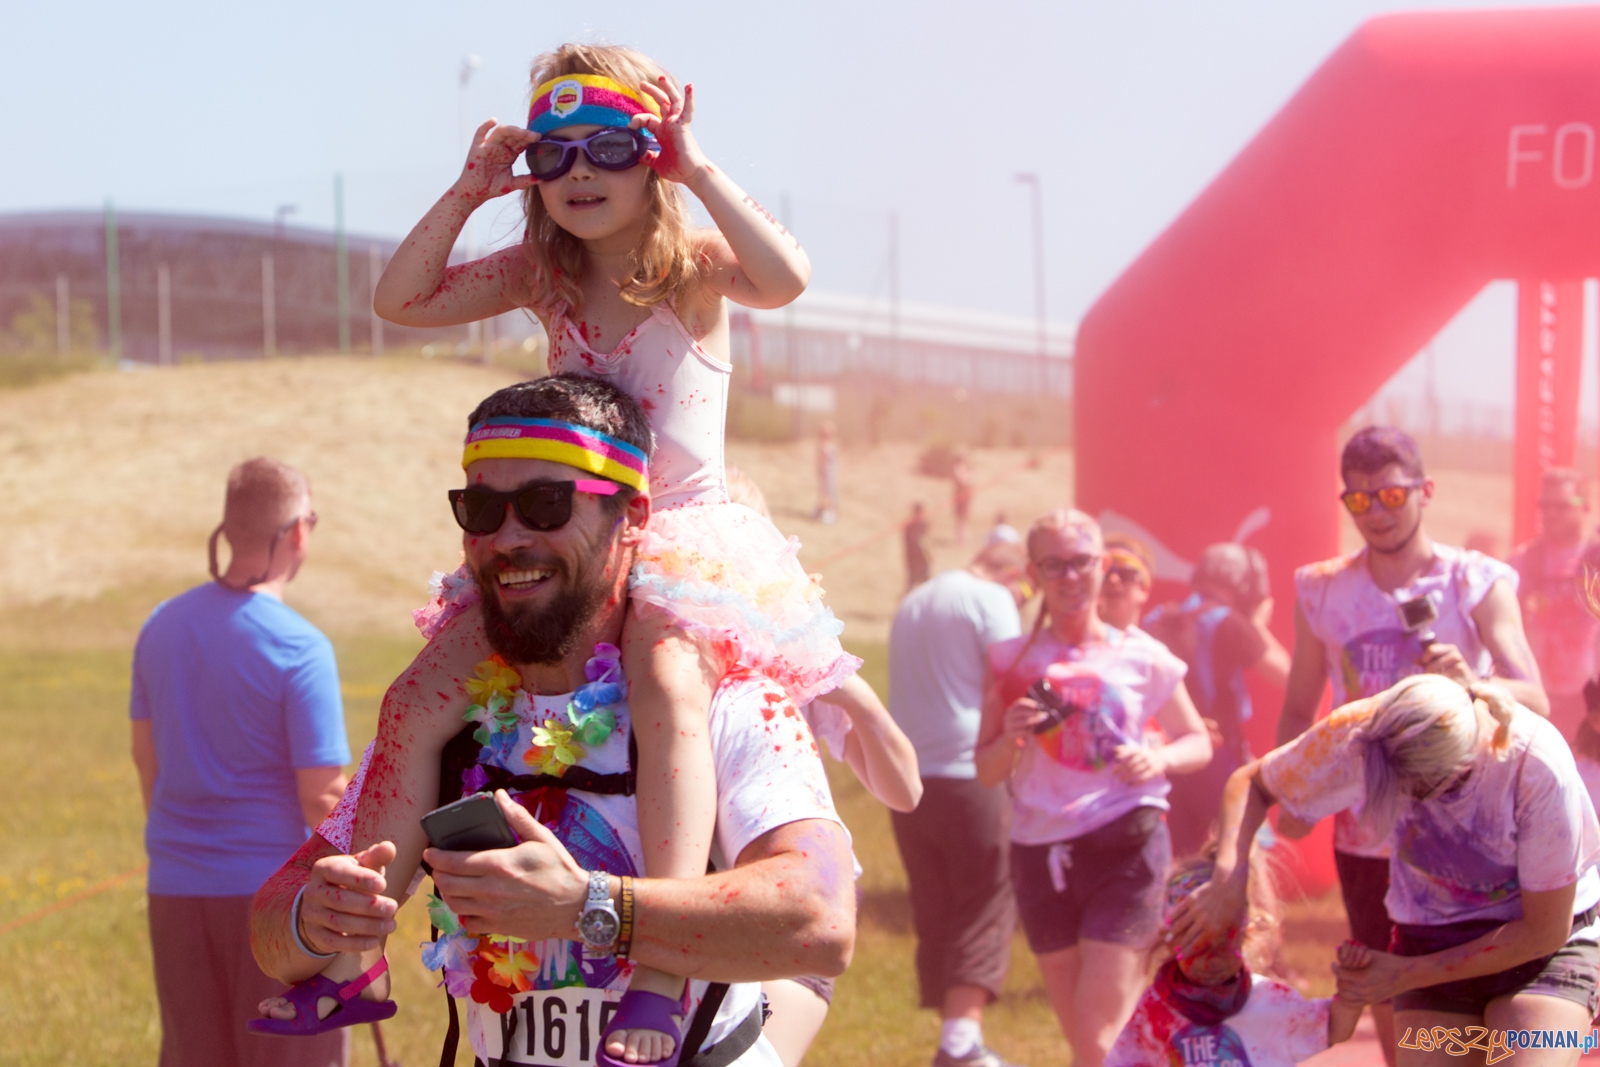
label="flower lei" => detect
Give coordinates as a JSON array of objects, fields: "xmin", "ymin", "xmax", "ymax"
[{"xmin": 423, "ymin": 643, "xmax": 628, "ymax": 1010}]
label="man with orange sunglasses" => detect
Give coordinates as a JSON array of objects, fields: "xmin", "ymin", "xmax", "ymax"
[{"xmin": 1272, "ymin": 425, "xmax": 1547, "ymax": 1067}]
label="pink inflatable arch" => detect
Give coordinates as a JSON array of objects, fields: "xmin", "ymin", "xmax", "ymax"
[{"xmin": 1075, "ymin": 8, "xmax": 1600, "ymax": 890}]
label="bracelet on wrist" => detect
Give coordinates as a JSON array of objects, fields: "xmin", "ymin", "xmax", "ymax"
[
  {"xmin": 292, "ymin": 884, "xmax": 336, "ymax": 960},
  {"xmin": 616, "ymin": 876, "xmax": 635, "ymax": 961}
]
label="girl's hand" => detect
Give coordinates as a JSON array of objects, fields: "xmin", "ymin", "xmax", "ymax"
[
  {"xmin": 454, "ymin": 120, "xmax": 540, "ymax": 204},
  {"xmin": 1333, "ymin": 947, "xmax": 1411, "ymax": 1003},
  {"xmin": 1167, "ymin": 874, "xmax": 1248, "ymax": 957},
  {"xmin": 1110, "ymin": 743, "xmax": 1166, "ymax": 784},
  {"xmin": 1002, "ymin": 698, "xmax": 1049, "ymax": 742},
  {"xmin": 634, "ymin": 77, "xmax": 709, "ymax": 185}
]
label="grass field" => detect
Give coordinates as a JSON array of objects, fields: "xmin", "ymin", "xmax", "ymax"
[{"xmin": 0, "ymin": 356, "xmax": 1462, "ymax": 1067}]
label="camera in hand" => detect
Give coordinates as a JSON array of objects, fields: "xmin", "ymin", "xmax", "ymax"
[{"xmin": 1027, "ymin": 676, "xmax": 1076, "ymax": 734}]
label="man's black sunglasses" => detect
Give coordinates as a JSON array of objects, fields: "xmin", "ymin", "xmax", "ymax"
[{"xmin": 448, "ymin": 479, "xmax": 621, "ymax": 535}]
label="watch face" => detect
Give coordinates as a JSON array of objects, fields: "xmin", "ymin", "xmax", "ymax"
[{"xmin": 579, "ymin": 907, "xmax": 620, "ymax": 947}]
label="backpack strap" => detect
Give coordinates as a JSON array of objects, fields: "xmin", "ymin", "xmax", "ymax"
[{"xmin": 678, "ymin": 982, "xmax": 767, "ymax": 1067}]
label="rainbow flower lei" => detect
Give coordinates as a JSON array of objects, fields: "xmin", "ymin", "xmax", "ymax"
[{"xmin": 423, "ymin": 643, "xmax": 628, "ymax": 1009}]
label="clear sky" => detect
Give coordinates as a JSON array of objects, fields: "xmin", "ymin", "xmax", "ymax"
[{"xmin": 1, "ymin": 0, "xmax": 1590, "ymax": 416}]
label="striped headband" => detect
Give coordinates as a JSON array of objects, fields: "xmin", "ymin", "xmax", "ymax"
[
  {"xmin": 528, "ymin": 73, "xmax": 662, "ymax": 135},
  {"xmin": 462, "ymin": 417, "xmax": 650, "ymax": 494}
]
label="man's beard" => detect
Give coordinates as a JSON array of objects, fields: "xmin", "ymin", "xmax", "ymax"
[{"xmin": 473, "ymin": 550, "xmax": 613, "ymax": 665}]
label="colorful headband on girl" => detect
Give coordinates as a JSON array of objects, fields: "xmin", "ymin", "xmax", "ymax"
[
  {"xmin": 528, "ymin": 74, "xmax": 662, "ymax": 135},
  {"xmin": 462, "ymin": 416, "xmax": 650, "ymax": 493}
]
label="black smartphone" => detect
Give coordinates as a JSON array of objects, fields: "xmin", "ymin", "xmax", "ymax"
[
  {"xmin": 1026, "ymin": 677, "xmax": 1073, "ymax": 734},
  {"xmin": 1399, "ymin": 595, "xmax": 1438, "ymax": 644},
  {"xmin": 421, "ymin": 793, "xmax": 519, "ymax": 852}
]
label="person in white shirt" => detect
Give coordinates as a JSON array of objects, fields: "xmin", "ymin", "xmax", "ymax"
[{"xmin": 1173, "ymin": 675, "xmax": 1600, "ymax": 1067}]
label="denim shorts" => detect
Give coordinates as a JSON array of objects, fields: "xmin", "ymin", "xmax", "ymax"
[
  {"xmin": 1392, "ymin": 907, "xmax": 1600, "ymax": 1017},
  {"xmin": 1011, "ymin": 806, "xmax": 1170, "ymax": 954}
]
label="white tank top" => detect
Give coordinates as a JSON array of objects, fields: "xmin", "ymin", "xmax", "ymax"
[
  {"xmin": 1294, "ymin": 544, "xmax": 1514, "ymax": 856},
  {"xmin": 548, "ymin": 302, "xmax": 731, "ymax": 511}
]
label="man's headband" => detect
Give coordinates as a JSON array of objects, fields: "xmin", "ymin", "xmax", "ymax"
[
  {"xmin": 462, "ymin": 417, "xmax": 650, "ymax": 494},
  {"xmin": 528, "ymin": 74, "xmax": 662, "ymax": 135}
]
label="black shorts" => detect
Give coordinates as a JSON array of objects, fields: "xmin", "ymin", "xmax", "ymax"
[
  {"xmin": 788, "ymin": 974, "xmax": 836, "ymax": 1004},
  {"xmin": 1334, "ymin": 850, "xmax": 1394, "ymax": 952},
  {"xmin": 1393, "ymin": 908, "xmax": 1600, "ymax": 1017},
  {"xmin": 1011, "ymin": 806, "xmax": 1170, "ymax": 954}
]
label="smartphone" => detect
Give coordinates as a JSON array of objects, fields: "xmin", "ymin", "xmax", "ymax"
[
  {"xmin": 1399, "ymin": 595, "xmax": 1438, "ymax": 644},
  {"xmin": 1026, "ymin": 676, "xmax": 1073, "ymax": 735},
  {"xmin": 421, "ymin": 793, "xmax": 519, "ymax": 852}
]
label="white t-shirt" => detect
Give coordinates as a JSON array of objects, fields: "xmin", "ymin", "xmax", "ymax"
[
  {"xmin": 1261, "ymin": 701, "xmax": 1600, "ymax": 926},
  {"xmin": 1107, "ymin": 975, "xmax": 1329, "ymax": 1067},
  {"xmin": 319, "ymin": 671, "xmax": 840, "ymax": 1067},
  {"xmin": 889, "ymin": 569, "xmax": 1022, "ymax": 779},
  {"xmin": 1295, "ymin": 544, "xmax": 1512, "ymax": 857},
  {"xmin": 986, "ymin": 626, "xmax": 1188, "ymax": 844}
]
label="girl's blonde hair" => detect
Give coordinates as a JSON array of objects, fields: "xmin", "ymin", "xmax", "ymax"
[
  {"xmin": 521, "ymin": 44, "xmax": 704, "ymax": 314},
  {"xmin": 1151, "ymin": 843, "xmax": 1282, "ymax": 975},
  {"xmin": 1002, "ymin": 508, "xmax": 1103, "ymax": 672},
  {"xmin": 1357, "ymin": 674, "xmax": 1515, "ymax": 837}
]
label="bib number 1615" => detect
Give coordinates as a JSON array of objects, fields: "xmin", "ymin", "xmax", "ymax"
[{"xmin": 490, "ymin": 987, "xmax": 622, "ymax": 1067}]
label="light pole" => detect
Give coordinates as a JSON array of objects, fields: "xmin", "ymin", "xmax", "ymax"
[
  {"xmin": 1014, "ymin": 173, "xmax": 1046, "ymax": 376},
  {"xmin": 265, "ymin": 204, "xmax": 296, "ymax": 357},
  {"xmin": 460, "ymin": 55, "xmax": 485, "ymax": 357}
]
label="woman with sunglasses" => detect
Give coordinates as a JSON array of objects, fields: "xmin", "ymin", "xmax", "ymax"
[
  {"xmin": 1170, "ymin": 674, "xmax": 1600, "ymax": 1067},
  {"xmin": 370, "ymin": 44, "xmax": 856, "ymax": 1067},
  {"xmin": 974, "ymin": 509, "xmax": 1212, "ymax": 1067}
]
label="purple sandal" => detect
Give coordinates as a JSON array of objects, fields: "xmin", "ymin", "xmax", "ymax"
[
  {"xmin": 597, "ymin": 989, "xmax": 688, "ymax": 1067},
  {"xmin": 247, "ymin": 957, "xmax": 398, "ymax": 1036}
]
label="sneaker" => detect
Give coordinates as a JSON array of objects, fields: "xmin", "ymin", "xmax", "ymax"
[{"xmin": 932, "ymin": 1045, "xmax": 1026, "ymax": 1067}]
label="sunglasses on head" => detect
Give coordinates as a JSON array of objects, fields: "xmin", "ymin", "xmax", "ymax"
[
  {"xmin": 448, "ymin": 479, "xmax": 621, "ymax": 535},
  {"xmin": 1033, "ymin": 554, "xmax": 1101, "ymax": 580},
  {"xmin": 525, "ymin": 128, "xmax": 652, "ymax": 181},
  {"xmin": 1340, "ymin": 480, "xmax": 1424, "ymax": 515}
]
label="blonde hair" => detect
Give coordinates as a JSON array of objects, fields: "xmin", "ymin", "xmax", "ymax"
[
  {"xmin": 1357, "ymin": 674, "xmax": 1515, "ymax": 837},
  {"xmin": 1151, "ymin": 844, "xmax": 1283, "ymax": 975},
  {"xmin": 521, "ymin": 43, "xmax": 704, "ymax": 314},
  {"xmin": 1003, "ymin": 508, "xmax": 1104, "ymax": 663},
  {"xmin": 724, "ymin": 465, "xmax": 771, "ymax": 520}
]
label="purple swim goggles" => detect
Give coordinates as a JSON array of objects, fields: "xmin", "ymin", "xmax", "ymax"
[{"xmin": 525, "ymin": 128, "xmax": 653, "ymax": 181}]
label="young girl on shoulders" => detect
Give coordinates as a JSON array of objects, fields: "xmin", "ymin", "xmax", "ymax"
[{"xmin": 257, "ymin": 43, "xmax": 857, "ymax": 1067}]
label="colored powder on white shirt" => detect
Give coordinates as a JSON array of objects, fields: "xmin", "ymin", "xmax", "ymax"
[
  {"xmin": 1107, "ymin": 975, "xmax": 1330, "ymax": 1067},
  {"xmin": 1261, "ymin": 701, "xmax": 1600, "ymax": 925},
  {"xmin": 1294, "ymin": 544, "xmax": 1512, "ymax": 857},
  {"xmin": 987, "ymin": 625, "xmax": 1187, "ymax": 845}
]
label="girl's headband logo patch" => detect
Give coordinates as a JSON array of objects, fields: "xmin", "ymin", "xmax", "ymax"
[{"xmin": 549, "ymin": 79, "xmax": 583, "ymax": 119}]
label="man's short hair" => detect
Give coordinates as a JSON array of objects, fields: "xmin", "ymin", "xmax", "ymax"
[
  {"xmin": 1540, "ymin": 467, "xmax": 1586, "ymax": 506},
  {"xmin": 1340, "ymin": 426, "xmax": 1424, "ymax": 482},
  {"xmin": 223, "ymin": 458, "xmax": 309, "ymax": 549},
  {"xmin": 972, "ymin": 538, "xmax": 1027, "ymax": 576},
  {"xmin": 467, "ymin": 375, "xmax": 655, "ymax": 511}
]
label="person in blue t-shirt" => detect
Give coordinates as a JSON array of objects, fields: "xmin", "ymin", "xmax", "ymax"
[{"xmin": 130, "ymin": 456, "xmax": 350, "ymax": 1067}]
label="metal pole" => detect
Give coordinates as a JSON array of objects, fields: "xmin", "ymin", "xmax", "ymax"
[
  {"xmin": 157, "ymin": 264, "xmax": 172, "ymax": 365},
  {"xmin": 782, "ymin": 193, "xmax": 794, "ymax": 376},
  {"xmin": 262, "ymin": 253, "xmax": 276, "ymax": 356},
  {"xmin": 55, "ymin": 273, "xmax": 69, "ymax": 357},
  {"xmin": 105, "ymin": 199, "xmax": 121, "ymax": 362},
  {"xmin": 1015, "ymin": 173, "xmax": 1046, "ymax": 389},
  {"xmin": 369, "ymin": 242, "xmax": 384, "ymax": 356},
  {"xmin": 889, "ymin": 212, "xmax": 900, "ymax": 379},
  {"xmin": 335, "ymin": 173, "xmax": 350, "ymax": 353},
  {"xmin": 460, "ymin": 56, "xmax": 483, "ymax": 359}
]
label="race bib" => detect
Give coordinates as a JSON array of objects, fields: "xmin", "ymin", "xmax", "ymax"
[{"xmin": 482, "ymin": 986, "xmax": 624, "ymax": 1067}]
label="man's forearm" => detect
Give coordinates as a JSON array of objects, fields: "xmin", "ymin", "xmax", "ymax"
[
  {"xmin": 627, "ymin": 820, "xmax": 855, "ymax": 982},
  {"xmin": 250, "ymin": 836, "xmax": 333, "ymax": 983}
]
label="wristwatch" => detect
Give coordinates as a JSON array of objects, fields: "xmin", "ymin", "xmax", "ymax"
[{"xmin": 576, "ymin": 869, "xmax": 621, "ymax": 952}]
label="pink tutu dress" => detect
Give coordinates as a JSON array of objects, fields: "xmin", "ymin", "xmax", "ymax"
[{"xmin": 418, "ymin": 299, "xmax": 858, "ymax": 706}]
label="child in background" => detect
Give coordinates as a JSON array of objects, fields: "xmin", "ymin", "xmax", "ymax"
[
  {"xmin": 1575, "ymin": 679, "xmax": 1600, "ymax": 804},
  {"xmin": 1107, "ymin": 851, "xmax": 1366, "ymax": 1067}
]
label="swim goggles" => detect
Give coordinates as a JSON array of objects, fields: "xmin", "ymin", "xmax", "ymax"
[{"xmin": 525, "ymin": 128, "xmax": 653, "ymax": 181}]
